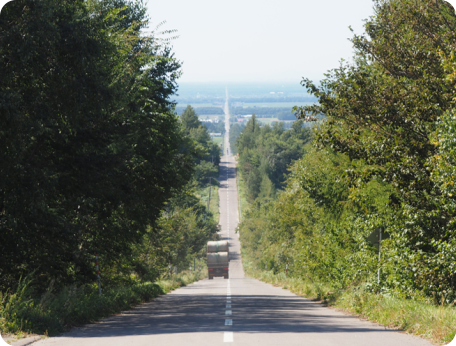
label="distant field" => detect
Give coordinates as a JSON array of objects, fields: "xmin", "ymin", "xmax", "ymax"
[
  {"xmin": 257, "ymin": 118, "xmax": 294, "ymax": 125},
  {"xmin": 199, "ymin": 115, "xmax": 221, "ymax": 120},
  {"xmin": 239, "ymin": 102, "xmax": 316, "ymax": 108},
  {"xmin": 211, "ymin": 136, "xmax": 223, "ymax": 146},
  {"xmin": 257, "ymin": 118, "xmax": 278, "ymax": 124},
  {"xmin": 177, "ymin": 103, "xmax": 223, "ymax": 108}
]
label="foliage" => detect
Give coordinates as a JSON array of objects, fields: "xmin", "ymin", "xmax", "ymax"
[
  {"xmin": 131, "ymin": 185, "xmax": 219, "ymax": 281},
  {"xmin": 180, "ymin": 105, "xmax": 221, "ymax": 184},
  {"xmin": 236, "ymin": 115, "xmax": 312, "ymax": 202},
  {"xmin": 229, "ymin": 123, "xmax": 244, "ymax": 155},
  {"xmin": 202, "ymin": 120, "xmax": 225, "ymax": 135},
  {"xmin": 0, "ymin": 0, "xmax": 213, "ymax": 297},
  {"xmin": 290, "ymin": 0, "xmax": 456, "ymax": 302}
]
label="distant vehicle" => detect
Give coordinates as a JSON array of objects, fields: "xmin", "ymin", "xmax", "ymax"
[{"xmin": 207, "ymin": 240, "xmax": 229, "ymax": 279}]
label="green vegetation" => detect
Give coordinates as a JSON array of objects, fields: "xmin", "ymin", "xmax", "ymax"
[
  {"xmin": 229, "ymin": 123, "xmax": 244, "ymax": 155},
  {"xmin": 237, "ymin": 0, "xmax": 456, "ymax": 343},
  {"xmin": 198, "ymin": 178, "xmax": 220, "ymax": 223},
  {"xmin": 244, "ymin": 262, "xmax": 456, "ymax": 344},
  {"xmin": 236, "ymin": 115, "xmax": 312, "ymax": 202},
  {"xmin": 0, "ymin": 0, "xmax": 194, "ymax": 290},
  {"xmin": 0, "ymin": 269, "xmax": 206, "ymax": 336},
  {"xmin": 0, "ymin": 0, "xmax": 219, "ymax": 336},
  {"xmin": 211, "ymin": 136, "xmax": 224, "ymax": 147}
]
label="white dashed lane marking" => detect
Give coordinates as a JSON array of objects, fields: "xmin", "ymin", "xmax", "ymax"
[{"xmin": 224, "ymin": 332, "xmax": 233, "ymax": 342}]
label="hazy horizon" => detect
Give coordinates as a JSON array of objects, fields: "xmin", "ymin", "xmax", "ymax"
[{"xmin": 148, "ymin": 0, "xmax": 374, "ymax": 83}]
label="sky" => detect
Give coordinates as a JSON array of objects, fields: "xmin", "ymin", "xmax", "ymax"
[{"xmin": 147, "ymin": 0, "xmax": 375, "ymax": 84}]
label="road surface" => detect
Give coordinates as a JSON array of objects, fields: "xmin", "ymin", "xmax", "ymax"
[{"xmin": 32, "ymin": 91, "xmax": 432, "ymax": 346}]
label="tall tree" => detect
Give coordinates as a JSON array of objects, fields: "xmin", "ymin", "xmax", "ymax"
[
  {"xmin": 181, "ymin": 105, "xmax": 202, "ymax": 132},
  {"xmin": 0, "ymin": 0, "xmax": 193, "ymax": 290},
  {"xmin": 295, "ymin": 0, "xmax": 456, "ymax": 298}
]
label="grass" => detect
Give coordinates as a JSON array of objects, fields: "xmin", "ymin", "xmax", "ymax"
[
  {"xmin": 209, "ymin": 180, "xmax": 219, "ymax": 223},
  {"xmin": 198, "ymin": 178, "xmax": 220, "ymax": 223},
  {"xmin": 242, "ymin": 257, "xmax": 456, "ymax": 345},
  {"xmin": 211, "ymin": 136, "xmax": 223, "ymax": 147},
  {"xmin": 236, "ymin": 163, "xmax": 248, "ymax": 221},
  {"xmin": 0, "ymin": 269, "xmax": 206, "ymax": 337}
]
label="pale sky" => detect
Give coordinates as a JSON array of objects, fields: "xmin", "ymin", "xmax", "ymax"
[{"xmin": 147, "ymin": 0, "xmax": 375, "ymax": 84}]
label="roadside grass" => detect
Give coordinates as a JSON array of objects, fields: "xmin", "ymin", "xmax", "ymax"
[
  {"xmin": 0, "ymin": 269, "xmax": 206, "ymax": 337},
  {"xmin": 198, "ymin": 178, "xmax": 220, "ymax": 223},
  {"xmin": 236, "ymin": 163, "xmax": 248, "ymax": 222},
  {"xmin": 242, "ymin": 257, "xmax": 456, "ymax": 345},
  {"xmin": 209, "ymin": 180, "xmax": 219, "ymax": 223}
]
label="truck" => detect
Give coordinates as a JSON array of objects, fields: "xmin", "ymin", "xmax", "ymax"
[{"xmin": 207, "ymin": 240, "xmax": 229, "ymax": 279}]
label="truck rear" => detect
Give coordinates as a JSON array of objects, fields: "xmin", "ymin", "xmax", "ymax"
[{"xmin": 207, "ymin": 240, "xmax": 229, "ymax": 279}]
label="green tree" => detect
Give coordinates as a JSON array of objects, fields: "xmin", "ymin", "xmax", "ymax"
[
  {"xmin": 0, "ymin": 0, "xmax": 193, "ymax": 290},
  {"xmin": 294, "ymin": 0, "xmax": 456, "ymax": 299},
  {"xmin": 181, "ymin": 105, "xmax": 202, "ymax": 132}
]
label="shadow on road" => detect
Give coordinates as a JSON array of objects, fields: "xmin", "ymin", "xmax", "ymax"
[{"xmin": 65, "ymin": 290, "xmax": 399, "ymax": 338}]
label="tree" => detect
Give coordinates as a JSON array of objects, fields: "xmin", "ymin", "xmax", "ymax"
[
  {"xmin": 294, "ymin": 0, "xmax": 456, "ymax": 299},
  {"xmin": 0, "ymin": 0, "xmax": 193, "ymax": 290},
  {"xmin": 181, "ymin": 105, "xmax": 202, "ymax": 132}
]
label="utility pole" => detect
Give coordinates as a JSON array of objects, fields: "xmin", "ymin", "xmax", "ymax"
[{"xmin": 367, "ymin": 227, "xmax": 389, "ymax": 285}]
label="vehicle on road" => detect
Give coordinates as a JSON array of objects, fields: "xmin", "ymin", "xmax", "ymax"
[{"xmin": 207, "ymin": 240, "xmax": 229, "ymax": 279}]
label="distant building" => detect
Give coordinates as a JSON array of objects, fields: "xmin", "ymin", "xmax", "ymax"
[
  {"xmin": 237, "ymin": 118, "xmax": 244, "ymax": 122},
  {"xmin": 200, "ymin": 119, "xmax": 219, "ymax": 123},
  {"xmin": 210, "ymin": 133, "xmax": 222, "ymax": 137}
]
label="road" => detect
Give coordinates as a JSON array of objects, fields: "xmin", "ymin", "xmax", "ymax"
[{"xmin": 33, "ymin": 92, "xmax": 432, "ymax": 346}]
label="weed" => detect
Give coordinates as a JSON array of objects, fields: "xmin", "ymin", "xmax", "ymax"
[
  {"xmin": 0, "ymin": 269, "xmax": 205, "ymax": 336},
  {"xmin": 244, "ymin": 260, "xmax": 456, "ymax": 345}
]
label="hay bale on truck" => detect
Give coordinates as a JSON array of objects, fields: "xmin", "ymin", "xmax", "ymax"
[{"xmin": 207, "ymin": 241, "xmax": 229, "ymax": 279}]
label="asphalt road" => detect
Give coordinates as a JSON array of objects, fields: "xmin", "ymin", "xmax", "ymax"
[{"xmin": 32, "ymin": 93, "xmax": 433, "ymax": 346}]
